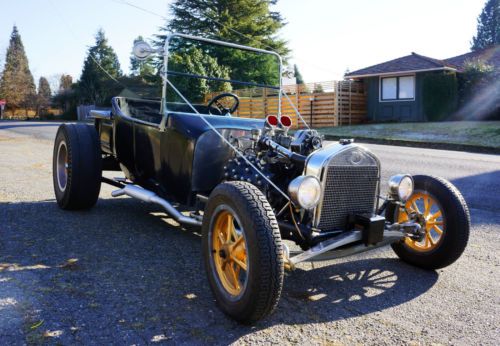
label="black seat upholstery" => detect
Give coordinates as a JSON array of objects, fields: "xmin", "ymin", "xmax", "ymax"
[
  {"xmin": 125, "ymin": 99, "xmax": 163, "ymax": 124},
  {"xmin": 114, "ymin": 98, "xmax": 222, "ymax": 124}
]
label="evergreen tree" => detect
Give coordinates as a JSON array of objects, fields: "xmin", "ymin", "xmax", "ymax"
[
  {"xmin": 157, "ymin": 0, "xmax": 289, "ymax": 89},
  {"xmin": 0, "ymin": 26, "xmax": 36, "ymax": 113},
  {"xmin": 313, "ymin": 83, "xmax": 324, "ymax": 93},
  {"xmin": 54, "ymin": 74, "xmax": 76, "ymax": 113},
  {"xmin": 294, "ymin": 64, "xmax": 304, "ymax": 84},
  {"xmin": 167, "ymin": 46, "xmax": 232, "ymax": 102},
  {"xmin": 38, "ymin": 77, "xmax": 52, "ymax": 100},
  {"xmin": 130, "ymin": 36, "xmax": 156, "ymax": 78},
  {"xmin": 59, "ymin": 74, "xmax": 73, "ymax": 93},
  {"xmin": 471, "ymin": 0, "xmax": 500, "ymax": 51},
  {"xmin": 37, "ymin": 76, "xmax": 52, "ymax": 115},
  {"xmin": 78, "ymin": 29, "xmax": 122, "ymax": 105},
  {"xmin": 163, "ymin": 0, "xmax": 288, "ymax": 54}
]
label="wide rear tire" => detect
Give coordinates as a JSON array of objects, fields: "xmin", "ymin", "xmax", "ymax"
[
  {"xmin": 391, "ymin": 175, "xmax": 470, "ymax": 269},
  {"xmin": 53, "ymin": 123, "xmax": 102, "ymax": 210},
  {"xmin": 202, "ymin": 181, "xmax": 284, "ymax": 324}
]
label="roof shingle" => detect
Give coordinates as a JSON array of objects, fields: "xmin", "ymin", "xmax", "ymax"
[
  {"xmin": 345, "ymin": 46, "xmax": 500, "ymax": 78},
  {"xmin": 444, "ymin": 45, "xmax": 500, "ymax": 71},
  {"xmin": 345, "ymin": 53, "xmax": 454, "ymax": 78}
]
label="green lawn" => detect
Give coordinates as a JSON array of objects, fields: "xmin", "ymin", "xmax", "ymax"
[{"xmin": 318, "ymin": 121, "xmax": 500, "ymax": 149}]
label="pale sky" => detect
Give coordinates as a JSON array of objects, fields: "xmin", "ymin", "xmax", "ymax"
[{"xmin": 0, "ymin": 0, "xmax": 486, "ymax": 87}]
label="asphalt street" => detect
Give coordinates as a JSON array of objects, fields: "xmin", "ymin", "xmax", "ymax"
[{"xmin": 0, "ymin": 121, "xmax": 499, "ymax": 345}]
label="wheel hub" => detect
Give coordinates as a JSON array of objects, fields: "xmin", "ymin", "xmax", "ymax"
[
  {"xmin": 56, "ymin": 141, "xmax": 69, "ymax": 192},
  {"xmin": 219, "ymin": 249, "xmax": 228, "ymax": 259},
  {"xmin": 399, "ymin": 192, "xmax": 445, "ymax": 252}
]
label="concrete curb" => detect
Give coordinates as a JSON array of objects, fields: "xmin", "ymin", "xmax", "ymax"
[{"xmin": 322, "ymin": 135, "xmax": 500, "ymax": 155}]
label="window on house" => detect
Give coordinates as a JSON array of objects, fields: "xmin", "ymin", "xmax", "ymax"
[
  {"xmin": 381, "ymin": 77, "xmax": 397, "ymax": 100},
  {"xmin": 381, "ymin": 75, "xmax": 415, "ymax": 100}
]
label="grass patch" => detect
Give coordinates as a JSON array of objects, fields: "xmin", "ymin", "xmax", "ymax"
[{"xmin": 318, "ymin": 121, "xmax": 500, "ymax": 148}]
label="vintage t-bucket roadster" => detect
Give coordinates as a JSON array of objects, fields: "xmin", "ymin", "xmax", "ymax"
[{"xmin": 52, "ymin": 34, "xmax": 470, "ymax": 323}]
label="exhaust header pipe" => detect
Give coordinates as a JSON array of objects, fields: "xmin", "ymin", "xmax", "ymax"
[{"xmin": 111, "ymin": 185, "xmax": 202, "ymax": 227}]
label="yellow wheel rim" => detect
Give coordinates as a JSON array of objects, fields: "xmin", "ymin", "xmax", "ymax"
[
  {"xmin": 398, "ymin": 192, "xmax": 445, "ymax": 252},
  {"xmin": 212, "ymin": 210, "xmax": 248, "ymax": 297}
]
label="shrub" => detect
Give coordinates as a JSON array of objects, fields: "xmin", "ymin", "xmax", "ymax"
[
  {"xmin": 40, "ymin": 113, "xmax": 55, "ymax": 120},
  {"xmin": 456, "ymin": 59, "xmax": 499, "ymax": 120},
  {"xmin": 313, "ymin": 83, "xmax": 324, "ymax": 93},
  {"xmin": 422, "ymin": 72, "xmax": 458, "ymax": 121},
  {"xmin": 60, "ymin": 106, "xmax": 78, "ymax": 120}
]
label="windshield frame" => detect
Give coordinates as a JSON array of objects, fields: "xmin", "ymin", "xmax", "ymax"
[{"xmin": 160, "ymin": 33, "xmax": 283, "ymax": 120}]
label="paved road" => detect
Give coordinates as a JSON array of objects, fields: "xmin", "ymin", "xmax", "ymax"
[
  {"xmin": 0, "ymin": 121, "xmax": 499, "ymax": 345},
  {"xmin": 0, "ymin": 120, "xmax": 63, "ymax": 141}
]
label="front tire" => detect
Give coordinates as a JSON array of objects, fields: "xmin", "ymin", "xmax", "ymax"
[
  {"xmin": 202, "ymin": 181, "xmax": 284, "ymax": 323},
  {"xmin": 53, "ymin": 124, "xmax": 102, "ymax": 210},
  {"xmin": 391, "ymin": 175, "xmax": 470, "ymax": 269}
]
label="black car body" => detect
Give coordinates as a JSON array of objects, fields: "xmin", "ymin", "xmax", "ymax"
[{"xmin": 100, "ymin": 97, "xmax": 264, "ymax": 205}]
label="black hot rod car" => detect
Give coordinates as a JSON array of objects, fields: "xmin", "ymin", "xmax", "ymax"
[{"xmin": 53, "ymin": 34, "xmax": 470, "ymax": 323}]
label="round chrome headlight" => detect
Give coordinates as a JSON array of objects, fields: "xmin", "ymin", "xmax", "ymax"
[
  {"xmin": 388, "ymin": 174, "xmax": 414, "ymax": 202},
  {"xmin": 288, "ymin": 175, "xmax": 321, "ymax": 210}
]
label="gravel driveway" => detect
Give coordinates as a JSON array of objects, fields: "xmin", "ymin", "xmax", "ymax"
[{"xmin": 0, "ymin": 122, "xmax": 499, "ymax": 345}]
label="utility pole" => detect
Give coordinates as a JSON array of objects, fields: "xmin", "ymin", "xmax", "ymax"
[
  {"xmin": 309, "ymin": 96, "xmax": 315, "ymax": 128},
  {"xmin": 0, "ymin": 100, "xmax": 6, "ymax": 119}
]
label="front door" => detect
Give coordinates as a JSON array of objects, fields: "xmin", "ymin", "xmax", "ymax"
[
  {"xmin": 113, "ymin": 99, "xmax": 135, "ymax": 175},
  {"xmin": 112, "ymin": 97, "xmax": 164, "ymax": 183}
]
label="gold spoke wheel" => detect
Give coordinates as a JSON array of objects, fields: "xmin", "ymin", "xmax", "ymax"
[
  {"xmin": 203, "ymin": 182, "xmax": 284, "ymax": 322},
  {"xmin": 212, "ymin": 210, "xmax": 248, "ymax": 297},
  {"xmin": 391, "ymin": 175, "xmax": 469, "ymax": 270},
  {"xmin": 398, "ymin": 192, "xmax": 445, "ymax": 252}
]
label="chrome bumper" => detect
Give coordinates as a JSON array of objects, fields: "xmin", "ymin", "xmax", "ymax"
[{"xmin": 287, "ymin": 222, "xmax": 420, "ymax": 266}]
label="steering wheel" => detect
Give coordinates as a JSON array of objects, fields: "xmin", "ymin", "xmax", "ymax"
[{"xmin": 207, "ymin": 93, "xmax": 239, "ymax": 115}]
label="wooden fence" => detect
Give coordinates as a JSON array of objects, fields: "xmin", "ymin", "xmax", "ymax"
[{"xmin": 205, "ymin": 80, "xmax": 366, "ymax": 129}]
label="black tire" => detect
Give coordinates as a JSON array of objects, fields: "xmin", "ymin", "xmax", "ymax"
[
  {"xmin": 391, "ymin": 175, "xmax": 470, "ymax": 270},
  {"xmin": 202, "ymin": 181, "xmax": 284, "ymax": 323},
  {"xmin": 52, "ymin": 124, "xmax": 102, "ymax": 210}
]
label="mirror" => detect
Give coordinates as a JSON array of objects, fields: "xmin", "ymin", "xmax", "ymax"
[{"xmin": 133, "ymin": 41, "xmax": 154, "ymax": 60}]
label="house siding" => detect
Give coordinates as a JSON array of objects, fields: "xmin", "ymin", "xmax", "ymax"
[{"xmin": 364, "ymin": 73, "xmax": 427, "ymax": 122}]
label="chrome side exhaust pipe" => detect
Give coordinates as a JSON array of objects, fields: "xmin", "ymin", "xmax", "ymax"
[{"xmin": 111, "ymin": 185, "xmax": 202, "ymax": 227}]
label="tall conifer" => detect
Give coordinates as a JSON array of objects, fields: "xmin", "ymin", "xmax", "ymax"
[{"xmin": 0, "ymin": 26, "xmax": 36, "ymax": 113}]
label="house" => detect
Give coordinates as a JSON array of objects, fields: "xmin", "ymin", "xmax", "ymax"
[{"xmin": 345, "ymin": 45, "xmax": 499, "ymax": 122}]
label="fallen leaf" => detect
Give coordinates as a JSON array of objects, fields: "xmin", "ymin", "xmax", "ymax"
[
  {"xmin": 43, "ymin": 330, "xmax": 63, "ymax": 338},
  {"xmin": 30, "ymin": 320, "xmax": 44, "ymax": 330},
  {"xmin": 60, "ymin": 258, "xmax": 79, "ymax": 270}
]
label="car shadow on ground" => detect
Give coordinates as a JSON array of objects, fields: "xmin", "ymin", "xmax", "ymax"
[{"xmin": 0, "ymin": 198, "xmax": 438, "ymax": 344}]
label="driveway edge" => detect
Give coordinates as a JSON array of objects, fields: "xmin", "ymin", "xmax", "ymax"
[{"xmin": 322, "ymin": 135, "xmax": 500, "ymax": 155}]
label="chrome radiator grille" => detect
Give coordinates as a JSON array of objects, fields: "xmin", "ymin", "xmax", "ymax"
[{"xmin": 315, "ymin": 146, "xmax": 379, "ymax": 231}]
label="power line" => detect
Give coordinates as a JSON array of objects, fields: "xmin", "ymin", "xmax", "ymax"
[
  {"xmin": 47, "ymin": 0, "xmax": 124, "ymax": 87},
  {"xmin": 112, "ymin": 0, "xmax": 166, "ymax": 20},
  {"xmin": 112, "ymin": 0, "xmax": 338, "ymax": 76}
]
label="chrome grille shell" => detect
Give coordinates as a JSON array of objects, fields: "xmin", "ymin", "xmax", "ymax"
[{"xmin": 305, "ymin": 143, "xmax": 380, "ymax": 230}]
